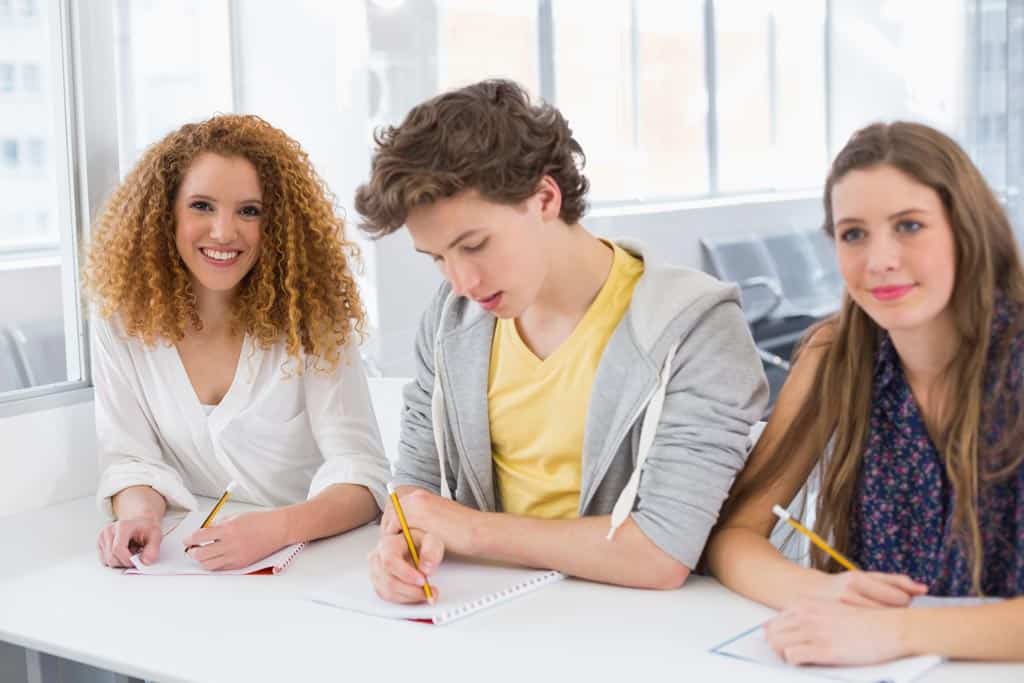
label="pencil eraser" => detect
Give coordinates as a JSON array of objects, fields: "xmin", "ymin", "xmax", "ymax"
[
  {"xmin": 226, "ymin": 480, "xmax": 240, "ymax": 494},
  {"xmin": 386, "ymin": 482, "xmax": 396, "ymax": 495},
  {"xmin": 771, "ymin": 504, "xmax": 790, "ymax": 521}
]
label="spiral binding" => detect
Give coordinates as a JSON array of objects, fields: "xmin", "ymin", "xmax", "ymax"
[
  {"xmin": 271, "ymin": 542, "xmax": 306, "ymax": 575},
  {"xmin": 435, "ymin": 571, "xmax": 565, "ymax": 624}
]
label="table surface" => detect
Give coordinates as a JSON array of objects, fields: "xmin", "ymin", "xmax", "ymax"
[{"xmin": 0, "ymin": 497, "xmax": 1020, "ymax": 683}]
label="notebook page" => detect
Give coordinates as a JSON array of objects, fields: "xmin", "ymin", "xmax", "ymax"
[
  {"xmin": 125, "ymin": 508, "xmax": 302, "ymax": 576},
  {"xmin": 311, "ymin": 557, "xmax": 564, "ymax": 624},
  {"xmin": 714, "ymin": 624, "xmax": 941, "ymax": 683}
]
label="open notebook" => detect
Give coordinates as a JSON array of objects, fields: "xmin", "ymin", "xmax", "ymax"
[
  {"xmin": 711, "ymin": 596, "xmax": 1000, "ymax": 683},
  {"xmin": 310, "ymin": 558, "xmax": 565, "ymax": 625},
  {"xmin": 125, "ymin": 508, "xmax": 304, "ymax": 576}
]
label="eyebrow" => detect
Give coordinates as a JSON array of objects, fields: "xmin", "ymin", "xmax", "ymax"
[
  {"xmin": 414, "ymin": 229, "xmax": 483, "ymax": 256},
  {"xmin": 835, "ymin": 207, "xmax": 928, "ymax": 227},
  {"xmin": 185, "ymin": 193, "xmax": 263, "ymax": 205}
]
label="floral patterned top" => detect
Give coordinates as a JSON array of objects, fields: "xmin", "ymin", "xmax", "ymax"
[{"xmin": 849, "ymin": 298, "xmax": 1024, "ymax": 596}]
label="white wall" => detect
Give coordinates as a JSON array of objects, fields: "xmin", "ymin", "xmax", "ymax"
[{"xmin": 0, "ymin": 397, "xmax": 96, "ymax": 517}]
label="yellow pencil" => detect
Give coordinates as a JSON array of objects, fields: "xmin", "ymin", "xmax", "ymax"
[
  {"xmin": 387, "ymin": 482, "xmax": 435, "ymax": 604},
  {"xmin": 772, "ymin": 504, "xmax": 858, "ymax": 571},
  {"xmin": 185, "ymin": 480, "xmax": 238, "ymax": 553}
]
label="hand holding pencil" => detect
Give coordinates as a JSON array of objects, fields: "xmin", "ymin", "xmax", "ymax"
[
  {"xmin": 772, "ymin": 504, "xmax": 927, "ymax": 606},
  {"xmin": 367, "ymin": 484, "xmax": 445, "ymax": 605}
]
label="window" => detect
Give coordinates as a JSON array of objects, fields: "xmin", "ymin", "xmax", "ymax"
[
  {"xmin": 114, "ymin": 0, "xmax": 233, "ymax": 172},
  {"xmin": 0, "ymin": 0, "xmax": 91, "ymax": 403},
  {"xmin": 22, "ymin": 63, "xmax": 40, "ymax": 92},
  {"xmin": 0, "ymin": 63, "xmax": 14, "ymax": 93},
  {"xmin": 1, "ymin": 139, "xmax": 17, "ymax": 167}
]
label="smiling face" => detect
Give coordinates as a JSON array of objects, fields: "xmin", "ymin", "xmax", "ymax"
[
  {"xmin": 405, "ymin": 183, "xmax": 560, "ymax": 319},
  {"xmin": 831, "ymin": 163, "xmax": 957, "ymax": 336},
  {"xmin": 173, "ymin": 152, "xmax": 263, "ymax": 296}
]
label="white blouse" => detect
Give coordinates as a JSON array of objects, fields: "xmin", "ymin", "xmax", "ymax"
[{"xmin": 93, "ymin": 315, "xmax": 390, "ymax": 518}]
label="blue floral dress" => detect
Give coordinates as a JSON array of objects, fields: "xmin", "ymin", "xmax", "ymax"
[{"xmin": 849, "ymin": 299, "xmax": 1024, "ymax": 596}]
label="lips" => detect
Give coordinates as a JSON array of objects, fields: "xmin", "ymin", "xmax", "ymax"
[
  {"xmin": 476, "ymin": 292, "xmax": 503, "ymax": 312},
  {"xmin": 199, "ymin": 247, "xmax": 242, "ymax": 268},
  {"xmin": 870, "ymin": 284, "xmax": 915, "ymax": 301}
]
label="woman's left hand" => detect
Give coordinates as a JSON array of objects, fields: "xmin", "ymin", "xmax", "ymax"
[
  {"xmin": 183, "ymin": 509, "xmax": 289, "ymax": 571},
  {"xmin": 764, "ymin": 599, "xmax": 910, "ymax": 666}
]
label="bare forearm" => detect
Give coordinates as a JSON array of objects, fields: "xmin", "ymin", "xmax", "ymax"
[
  {"xmin": 280, "ymin": 483, "xmax": 379, "ymax": 545},
  {"xmin": 468, "ymin": 513, "xmax": 690, "ymax": 590},
  {"xmin": 111, "ymin": 485, "xmax": 166, "ymax": 522},
  {"xmin": 706, "ymin": 526, "xmax": 828, "ymax": 609},
  {"xmin": 902, "ymin": 599, "xmax": 1024, "ymax": 660}
]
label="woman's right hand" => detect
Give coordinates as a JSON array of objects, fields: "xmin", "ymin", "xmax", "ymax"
[
  {"xmin": 816, "ymin": 570, "xmax": 928, "ymax": 607},
  {"xmin": 97, "ymin": 518, "xmax": 163, "ymax": 568}
]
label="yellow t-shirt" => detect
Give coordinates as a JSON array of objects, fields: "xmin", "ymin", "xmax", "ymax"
[{"xmin": 489, "ymin": 242, "xmax": 644, "ymax": 519}]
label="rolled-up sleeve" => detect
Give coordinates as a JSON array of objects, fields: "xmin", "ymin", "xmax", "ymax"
[
  {"xmin": 305, "ymin": 342, "xmax": 391, "ymax": 512},
  {"xmin": 631, "ymin": 299, "xmax": 769, "ymax": 569},
  {"xmin": 92, "ymin": 316, "xmax": 196, "ymax": 519}
]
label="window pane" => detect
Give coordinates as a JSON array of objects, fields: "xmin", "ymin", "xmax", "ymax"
[
  {"xmin": 552, "ymin": 0, "xmax": 635, "ymax": 202},
  {"xmin": 715, "ymin": 0, "xmax": 826, "ymax": 194},
  {"xmin": 437, "ymin": 0, "xmax": 537, "ymax": 92},
  {"xmin": 831, "ymin": 1, "xmax": 966, "ymax": 149},
  {"xmin": 114, "ymin": 0, "xmax": 233, "ymax": 172},
  {"xmin": 0, "ymin": 0, "xmax": 83, "ymax": 393},
  {"xmin": 636, "ymin": 0, "xmax": 708, "ymax": 199}
]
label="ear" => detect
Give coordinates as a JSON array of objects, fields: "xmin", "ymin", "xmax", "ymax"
[{"xmin": 533, "ymin": 175, "xmax": 563, "ymax": 222}]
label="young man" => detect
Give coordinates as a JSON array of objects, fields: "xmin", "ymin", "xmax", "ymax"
[{"xmin": 355, "ymin": 79, "xmax": 767, "ymax": 603}]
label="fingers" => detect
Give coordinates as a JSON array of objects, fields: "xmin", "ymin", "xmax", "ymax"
[
  {"xmin": 379, "ymin": 505, "xmax": 399, "ymax": 534},
  {"xmin": 370, "ymin": 534, "xmax": 439, "ymax": 604},
  {"xmin": 417, "ymin": 532, "xmax": 445, "ymax": 575},
  {"xmin": 852, "ymin": 572, "xmax": 920, "ymax": 607},
  {"xmin": 110, "ymin": 526, "xmax": 140, "ymax": 567},
  {"xmin": 183, "ymin": 526, "xmax": 220, "ymax": 548},
  {"xmin": 781, "ymin": 644, "xmax": 823, "ymax": 666}
]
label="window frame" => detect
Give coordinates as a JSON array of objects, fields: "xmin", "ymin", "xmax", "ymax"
[{"xmin": 0, "ymin": 0, "xmax": 119, "ymax": 417}]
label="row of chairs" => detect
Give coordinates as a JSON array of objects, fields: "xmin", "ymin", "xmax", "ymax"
[
  {"xmin": 0, "ymin": 319, "xmax": 67, "ymax": 392},
  {"xmin": 701, "ymin": 229, "xmax": 843, "ymax": 411}
]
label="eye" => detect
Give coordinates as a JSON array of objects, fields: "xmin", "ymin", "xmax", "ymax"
[
  {"xmin": 462, "ymin": 238, "xmax": 488, "ymax": 253},
  {"xmin": 189, "ymin": 200, "xmax": 213, "ymax": 212},
  {"xmin": 839, "ymin": 227, "xmax": 865, "ymax": 243},
  {"xmin": 896, "ymin": 220, "xmax": 922, "ymax": 233},
  {"xmin": 239, "ymin": 205, "xmax": 262, "ymax": 218}
]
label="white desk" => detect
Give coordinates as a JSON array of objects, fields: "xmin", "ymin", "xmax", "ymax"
[{"xmin": 0, "ymin": 497, "xmax": 1020, "ymax": 683}]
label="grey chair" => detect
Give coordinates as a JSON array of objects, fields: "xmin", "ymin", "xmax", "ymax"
[
  {"xmin": 7, "ymin": 318, "xmax": 68, "ymax": 387},
  {"xmin": 762, "ymin": 230, "xmax": 842, "ymax": 318},
  {"xmin": 0, "ymin": 328, "xmax": 28, "ymax": 392}
]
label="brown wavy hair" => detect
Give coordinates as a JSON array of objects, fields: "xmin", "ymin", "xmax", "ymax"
[
  {"xmin": 83, "ymin": 114, "xmax": 365, "ymax": 373},
  {"xmin": 722, "ymin": 121, "xmax": 1024, "ymax": 594},
  {"xmin": 354, "ymin": 79, "xmax": 589, "ymax": 236}
]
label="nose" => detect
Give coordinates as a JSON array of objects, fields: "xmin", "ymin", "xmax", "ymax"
[
  {"xmin": 865, "ymin": 230, "xmax": 900, "ymax": 274},
  {"xmin": 446, "ymin": 257, "xmax": 480, "ymax": 298},
  {"xmin": 208, "ymin": 210, "xmax": 238, "ymax": 244}
]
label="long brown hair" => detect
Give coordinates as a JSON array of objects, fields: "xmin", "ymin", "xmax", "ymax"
[
  {"xmin": 724, "ymin": 121, "xmax": 1024, "ymax": 593},
  {"xmin": 83, "ymin": 114, "xmax": 365, "ymax": 373}
]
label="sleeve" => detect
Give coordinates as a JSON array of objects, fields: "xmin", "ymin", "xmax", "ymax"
[
  {"xmin": 304, "ymin": 340, "xmax": 392, "ymax": 512},
  {"xmin": 389, "ymin": 283, "xmax": 450, "ymax": 495},
  {"xmin": 92, "ymin": 316, "xmax": 196, "ymax": 520},
  {"xmin": 631, "ymin": 299, "xmax": 769, "ymax": 569}
]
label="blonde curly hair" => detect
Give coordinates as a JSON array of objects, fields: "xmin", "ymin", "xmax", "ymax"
[{"xmin": 83, "ymin": 114, "xmax": 365, "ymax": 373}]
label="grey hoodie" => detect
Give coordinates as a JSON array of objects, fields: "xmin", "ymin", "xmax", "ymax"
[{"xmin": 392, "ymin": 240, "xmax": 768, "ymax": 569}]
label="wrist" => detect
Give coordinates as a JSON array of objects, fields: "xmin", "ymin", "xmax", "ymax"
[
  {"xmin": 463, "ymin": 509, "xmax": 494, "ymax": 557},
  {"xmin": 891, "ymin": 607, "xmax": 916, "ymax": 656},
  {"xmin": 275, "ymin": 505, "xmax": 299, "ymax": 547}
]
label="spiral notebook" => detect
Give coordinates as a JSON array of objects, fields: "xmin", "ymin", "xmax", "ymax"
[
  {"xmin": 310, "ymin": 558, "xmax": 565, "ymax": 625},
  {"xmin": 124, "ymin": 508, "xmax": 304, "ymax": 576}
]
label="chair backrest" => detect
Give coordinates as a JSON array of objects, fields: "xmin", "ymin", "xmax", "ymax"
[
  {"xmin": 7, "ymin": 318, "xmax": 67, "ymax": 387},
  {"xmin": 0, "ymin": 328, "xmax": 28, "ymax": 392},
  {"xmin": 762, "ymin": 231, "xmax": 825, "ymax": 299},
  {"xmin": 701, "ymin": 234, "xmax": 781, "ymax": 283}
]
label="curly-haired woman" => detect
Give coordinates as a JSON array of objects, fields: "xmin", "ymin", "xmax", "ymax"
[{"xmin": 86, "ymin": 114, "xmax": 389, "ymax": 571}]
